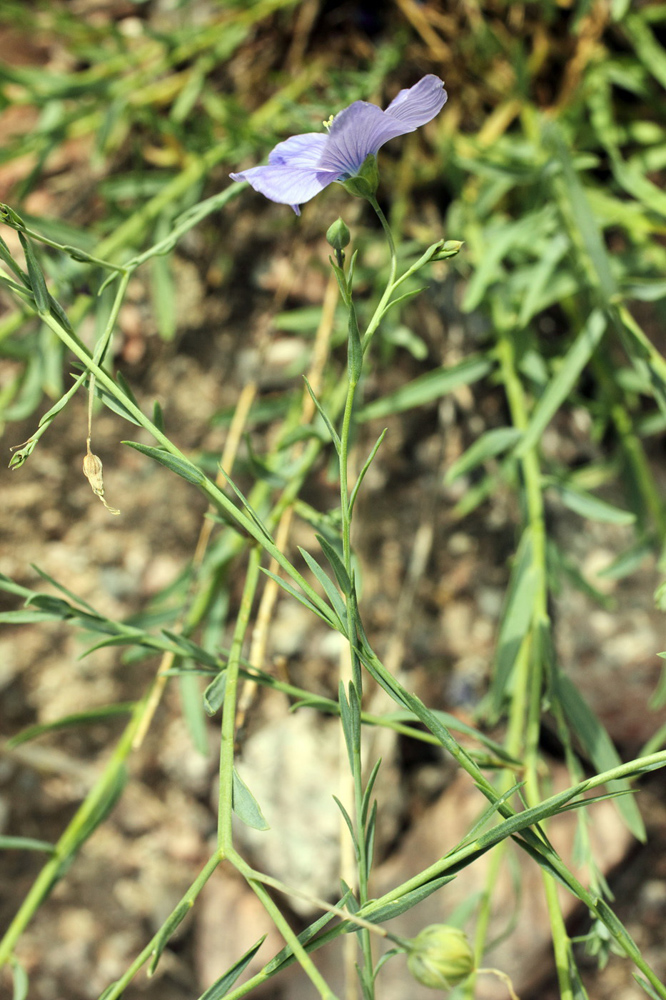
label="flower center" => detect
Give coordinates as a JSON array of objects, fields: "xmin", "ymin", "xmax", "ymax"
[{"xmin": 322, "ymin": 114, "xmax": 334, "ymax": 132}]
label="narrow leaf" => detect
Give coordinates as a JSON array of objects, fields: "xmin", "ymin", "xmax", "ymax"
[
  {"xmin": 10, "ymin": 957, "xmax": 29, "ymax": 1000},
  {"xmin": 298, "ymin": 547, "xmax": 348, "ymax": 627},
  {"xmin": 555, "ymin": 674, "xmax": 645, "ymax": 840},
  {"xmin": 365, "ymin": 875, "xmax": 455, "ymax": 924},
  {"xmin": 203, "ymin": 672, "xmax": 227, "ymax": 717},
  {"xmin": 548, "ymin": 482, "xmax": 635, "ymax": 525},
  {"xmin": 0, "ymin": 836, "xmax": 56, "ymax": 854},
  {"xmin": 361, "ymin": 759, "xmax": 382, "ymax": 826},
  {"xmin": 516, "ymin": 310, "xmax": 607, "ymax": 456},
  {"xmin": 445, "ymin": 426, "xmax": 523, "ymax": 483},
  {"xmin": 358, "ymin": 355, "xmax": 493, "ymax": 421},
  {"xmin": 8, "ymin": 704, "xmax": 134, "ymax": 747},
  {"xmin": 261, "ymin": 567, "xmax": 341, "ymax": 631},
  {"xmin": 233, "ymin": 769, "xmax": 269, "ymax": 831},
  {"xmin": 491, "ymin": 531, "xmax": 536, "ymax": 713},
  {"xmin": 198, "ymin": 936, "xmax": 267, "ymax": 1000},
  {"xmin": 302, "ymin": 376, "xmax": 341, "ymax": 452},
  {"xmin": 148, "ymin": 900, "xmax": 193, "ymax": 976},
  {"xmin": 123, "ymin": 441, "xmax": 205, "ymax": 485},
  {"xmin": 18, "ymin": 231, "xmax": 49, "ymax": 313},
  {"xmin": 349, "ymin": 429, "xmax": 387, "ymax": 514},
  {"xmin": 333, "ymin": 796, "xmax": 359, "ymax": 860},
  {"xmin": 315, "ymin": 534, "xmax": 352, "ymax": 596}
]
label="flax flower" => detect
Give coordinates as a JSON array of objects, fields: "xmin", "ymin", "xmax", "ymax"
[{"xmin": 230, "ymin": 75, "xmax": 447, "ymax": 214}]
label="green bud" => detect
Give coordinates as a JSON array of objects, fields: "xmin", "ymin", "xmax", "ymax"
[
  {"xmin": 340, "ymin": 154, "xmax": 379, "ymax": 200},
  {"xmin": 431, "ymin": 239, "xmax": 464, "ymax": 261},
  {"xmin": 326, "ymin": 217, "xmax": 351, "ymax": 252},
  {"xmin": 406, "ymin": 925, "xmax": 475, "ymax": 990}
]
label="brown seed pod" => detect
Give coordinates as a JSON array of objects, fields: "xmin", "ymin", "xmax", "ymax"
[{"xmin": 83, "ymin": 443, "xmax": 120, "ymax": 515}]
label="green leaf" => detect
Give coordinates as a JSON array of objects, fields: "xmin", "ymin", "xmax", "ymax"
[
  {"xmin": 596, "ymin": 539, "xmax": 652, "ymax": 579},
  {"xmin": 7, "ymin": 703, "xmax": 134, "ymax": 747},
  {"xmin": 361, "ymin": 759, "xmax": 382, "ymax": 826},
  {"xmin": 66, "ymin": 763, "xmax": 127, "ymax": 860},
  {"xmin": 18, "ymin": 231, "xmax": 49, "ymax": 313},
  {"xmin": 0, "ymin": 836, "xmax": 56, "ymax": 854},
  {"xmin": 232, "ymin": 769, "xmax": 269, "ymax": 831},
  {"xmin": 123, "ymin": 441, "xmax": 205, "ymax": 485},
  {"xmin": 180, "ymin": 671, "xmax": 209, "ymax": 756},
  {"xmin": 547, "ymin": 124, "xmax": 617, "ymax": 301},
  {"xmin": 216, "ymin": 468, "xmax": 273, "ymax": 542},
  {"xmin": 261, "ymin": 891, "xmax": 353, "ymax": 977},
  {"xmin": 302, "ymin": 376, "xmax": 341, "ymax": 452},
  {"xmin": 555, "ymin": 674, "xmax": 646, "ymax": 841},
  {"xmin": 333, "ymin": 796, "xmax": 358, "ymax": 859},
  {"xmin": 548, "ymin": 482, "xmax": 636, "ymax": 525},
  {"xmin": 365, "ymin": 799, "xmax": 377, "ymax": 870},
  {"xmin": 161, "ymin": 631, "xmax": 220, "ymax": 669},
  {"xmin": 349, "ymin": 429, "xmax": 387, "ymax": 514},
  {"xmin": 364, "ymin": 874, "xmax": 455, "ymax": 924},
  {"xmin": 31, "ymin": 564, "xmax": 100, "ymax": 614},
  {"xmin": 148, "ymin": 900, "xmax": 193, "ymax": 976},
  {"xmin": 315, "ymin": 534, "xmax": 352, "ymax": 595},
  {"xmin": 197, "ymin": 936, "xmax": 267, "ymax": 1000},
  {"xmin": 490, "ymin": 530, "xmax": 536, "ymax": 714},
  {"xmin": 516, "ymin": 310, "xmax": 607, "ymax": 456},
  {"xmin": 445, "ymin": 426, "xmax": 522, "ymax": 483},
  {"xmin": 151, "ymin": 250, "xmax": 176, "ymax": 342},
  {"xmin": 10, "ymin": 956, "xmax": 29, "ymax": 1000},
  {"xmin": 358, "ymin": 355, "xmax": 493, "ymax": 421},
  {"xmin": 260, "ymin": 567, "xmax": 341, "ymax": 632},
  {"xmin": 153, "ymin": 400, "xmax": 165, "ymax": 433},
  {"xmin": 634, "ymin": 974, "xmax": 664, "ymax": 1000},
  {"xmin": 203, "ymin": 672, "xmax": 227, "ymax": 716}
]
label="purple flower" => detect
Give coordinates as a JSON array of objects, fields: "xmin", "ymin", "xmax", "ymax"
[{"xmin": 230, "ymin": 75, "xmax": 447, "ymax": 215}]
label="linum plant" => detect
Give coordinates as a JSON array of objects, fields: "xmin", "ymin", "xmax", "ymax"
[{"xmin": 1, "ymin": 74, "xmax": 666, "ymax": 1000}]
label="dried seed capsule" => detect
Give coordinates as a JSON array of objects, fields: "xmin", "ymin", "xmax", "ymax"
[{"xmin": 83, "ymin": 443, "xmax": 120, "ymax": 515}]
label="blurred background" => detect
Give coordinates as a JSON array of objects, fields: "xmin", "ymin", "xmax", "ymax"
[{"xmin": 1, "ymin": 1, "xmax": 666, "ymax": 998}]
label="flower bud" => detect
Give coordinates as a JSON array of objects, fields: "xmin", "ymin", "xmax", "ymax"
[
  {"xmin": 431, "ymin": 239, "xmax": 464, "ymax": 261},
  {"xmin": 340, "ymin": 154, "xmax": 379, "ymax": 200},
  {"xmin": 326, "ymin": 217, "xmax": 351, "ymax": 252},
  {"xmin": 406, "ymin": 924, "xmax": 475, "ymax": 990}
]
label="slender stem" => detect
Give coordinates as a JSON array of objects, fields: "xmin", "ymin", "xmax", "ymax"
[
  {"xmin": 218, "ymin": 547, "xmax": 262, "ymax": 852},
  {"xmin": 337, "ymin": 267, "xmax": 374, "ymax": 992},
  {"xmin": 361, "ymin": 196, "xmax": 398, "ymax": 351},
  {"xmin": 495, "ymin": 323, "xmax": 573, "ymax": 999}
]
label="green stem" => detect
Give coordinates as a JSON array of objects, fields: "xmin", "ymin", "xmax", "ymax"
[
  {"xmin": 361, "ymin": 196, "xmax": 398, "ymax": 352},
  {"xmin": 495, "ymin": 323, "xmax": 573, "ymax": 999},
  {"xmin": 337, "ymin": 265, "xmax": 374, "ymax": 993},
  {"xmin": 227, "ymin": 848, "xmax": 338, "ymax": 1000},
  {"xmin": 218, "ymin": 547, "xmax": 262, "ymax": 852}
]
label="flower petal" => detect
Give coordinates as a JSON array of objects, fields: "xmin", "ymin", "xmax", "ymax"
[
  {"xmin": 385, "ymin": 74, "xmax": 448, "ymax": 128},
  {"xmin": 267, "ymin": 132, "xmax": 328, "ymax": 167},
  {"xmin": 229, "ymin": 163, "xmax": 338, "ymax": 213},
  {"xmin": 319, "ymin": 102, "xmax": 409, "ymax": 176}
]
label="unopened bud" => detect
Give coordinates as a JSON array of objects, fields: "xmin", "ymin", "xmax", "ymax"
[
  {"xmin": 431, "ymin": 239, "xmax": 464, "ymax": 261},
  {"xmin": 406, "ymin": 924, "xmax": 475, "ymax": 990},
  {"xmin": 326, "ymin": 217, "xmax": 351, "ymax": 252}
]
